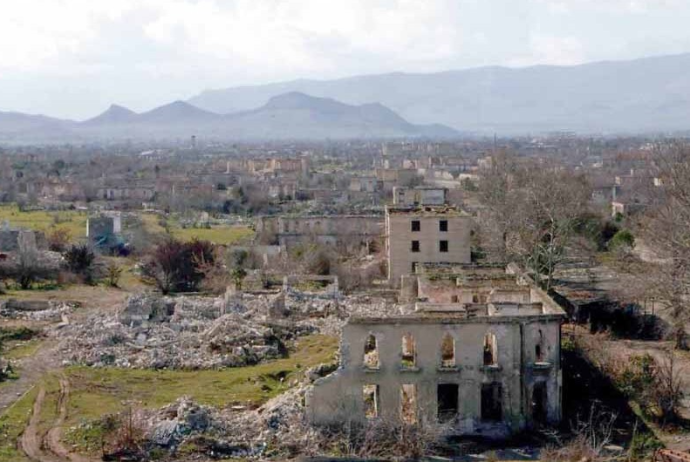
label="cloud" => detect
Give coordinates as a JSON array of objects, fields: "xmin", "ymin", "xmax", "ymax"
[
  {"xmin": 1, "ymin": 0, "xmax": 690, "ymax": 118},
  {"xmin": 534, "ymin": 0, "xmax": 683, "ymax": 14}
]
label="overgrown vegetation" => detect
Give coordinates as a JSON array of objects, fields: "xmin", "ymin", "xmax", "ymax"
[{"xmin": 139, "ymin": 238, "xmax": 216, "ymax": 294}]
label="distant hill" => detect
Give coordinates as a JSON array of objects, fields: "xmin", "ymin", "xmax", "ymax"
[
  {"xmin": 83, "ymin": 104, "xmax": 137, "ymax": 125},
  {"xmin": 189, "ymin": 53, "xmax": 690, "ymax": 134},
  {"xmin": 220, "ymin": 92, "xmax": 457, "ymax": 139},
  {"xmin": 0, "ymin": 93, "xmax": 456, "ymax": 142}
]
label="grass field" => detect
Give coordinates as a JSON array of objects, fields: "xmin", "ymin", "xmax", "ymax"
[
  {"xmin": 0, "ymin": 386, "xmax": 37, "ymax": 462},
  {"xmin": 0, "ymin": 204, "xmax": 87, "ymax": 240},
  {"xmin": 64, "ymin": 334, "xmax": 337, "ymax": 419},
  {"xmin": 169, "ymin": 225, "xmax": 254, "ymax": 245},
  {"xmin": 3, "ymin": 339, "xmax": 44, "ymax": 361}
]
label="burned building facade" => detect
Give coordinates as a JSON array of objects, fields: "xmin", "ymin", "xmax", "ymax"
[{"xmin": 307, "ymin": 264, "xmax": 565, "ymax": 437}]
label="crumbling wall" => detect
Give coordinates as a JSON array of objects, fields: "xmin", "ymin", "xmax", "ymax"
[{"xmin": 308, "ymin": 315, "xmax": 563, "ymax": 437}]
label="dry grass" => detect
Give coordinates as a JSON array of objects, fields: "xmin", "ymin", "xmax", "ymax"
[{"xmin": 0, "ymin": 204, "xmax": 87, "ymax": 239}]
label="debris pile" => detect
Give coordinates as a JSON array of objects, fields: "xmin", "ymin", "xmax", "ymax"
[
  {"xmin": 0, "ymin": 299, "xmax": 75, "ymax": 321},
  {"xmin": 55, "ymin": 289, "xmax": 401, "ymax": 369}
]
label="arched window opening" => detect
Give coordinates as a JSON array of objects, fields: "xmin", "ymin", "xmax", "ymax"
[
  {"xmin": 483, "ymin": 333, "xmax": 498, "ymax": 366},
  {"xmin": 401, "ymin": 333, "xmax": 416, "ymax": 369},
  {"xmin": 441, "ymin": 334, "xmax": 455, "ymax": 368},
  {"xmin": 535, "ymin": 330, "xmax": 545, "ymax": 362},
  {"xmin": 364, "ymin": 334, "xmax": 379, "ymax": 369}
]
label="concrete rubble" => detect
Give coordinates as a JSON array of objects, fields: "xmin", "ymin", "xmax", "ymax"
[
  {"xmin": 0, "ymin": 299, "xmax": 75, "ymax": 321},
  {"xmin": 55, "ymin": 291, "xmax": 403, "ymax": 369}
]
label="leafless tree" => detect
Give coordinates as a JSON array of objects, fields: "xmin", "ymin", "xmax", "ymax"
[
  {"xmin": 637, "ymin": 145, "xmax": 690, "ymax": 349},
  {"xmin": 479, "ymin": 153, "xmax": 591, "ymax": 289}
]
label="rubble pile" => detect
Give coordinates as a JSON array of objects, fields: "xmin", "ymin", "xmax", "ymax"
[
  {"xmin": 56, "ymin": 290, "xmax": 400, "ymax": 369},
  {"xmin": 0, "ymin": 299, "xmax": 75, "ymax": 321},
  {"xmin": 140, "ymin": 385, "xmax": 320, "ymax": 460}
]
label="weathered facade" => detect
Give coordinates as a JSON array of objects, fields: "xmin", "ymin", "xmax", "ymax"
[
  {"xmin": 87, "ymin": 213, "xmax": 122, "ymax": 250},
  {"xmin": 307, "ymin": 265, "xmax": 565, "ymax": 437},
  {"xmin": 386, "ymin": 205, "xmax": 472, "ymax": 285},
  {"xmin": 256, "ymin": 215, "xmax": 384, "ymax": 251},
  {"xmin": 392, "ymin": 186, "xmax": 447, "ymax": 206}
]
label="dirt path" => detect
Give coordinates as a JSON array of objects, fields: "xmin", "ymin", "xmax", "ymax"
[
  {"xmin": 0, "ymin": 340, "xmax": 58, "ymax": 414},
  {"xmin": 19, "ymin": 385, "xmax": 61, "ymax": 462},
  {"xmin": 19, "ymin": 377, "xmax": 98, "ymax": 462},
  {"xmin": 44, "ymin": 378, "xmax": 94, "ymax": 462},
  {"xmin": 1, "ymin": 286, "xmax": 129, "ymax": 415}
]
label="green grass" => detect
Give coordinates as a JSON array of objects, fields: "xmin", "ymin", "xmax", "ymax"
[
  {"xmin": 62, "ymin": 335, "xmax": 337, "ymax": 455},
  {"xmin": 65, "ymin": 335, "xmax": 337, "ymax": 421},
  {"xmin": 169, "ymin": 225, "xmax": 254, "ymax": 245},
  {"xmin": 3, "ymin": 339, "xmax": 43, "ymax": 361},
  {"xmin": 0, "ymin": 204, "xmax": 87, "ymax": 239},
  {"xmin": 0, "ymin": 386, "xmax": 37, "ymax": 462},
  {"xmin": 140, "ymin": 213, "xmax": 167, "ymax": 235}
]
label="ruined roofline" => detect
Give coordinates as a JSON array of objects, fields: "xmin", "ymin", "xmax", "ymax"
[
  {"xmin": 385, "ymin": 204, "xmax": 471, "ymax": 217},
  {"xmin": 419, "ymin": 262, "xmax": 506, "ymax": 271},
  {"xmin": 256, "ymin": 214, "xmax": 383, "ymax": 219},
  {"xmin": 348, "ymin": 312, "xmax": 566, "ymax": 325}
]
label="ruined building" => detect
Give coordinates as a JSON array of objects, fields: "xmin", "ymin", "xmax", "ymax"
[
  {"xmin": 386, "ymin": 202, "xmax": 472, "ymax": 285},
  {"xmin": 307, "ymin": 264, "xmax": 565, "ymax": 437},
  {"xmin": 86, "ymin": 213, "xmax": 123, "ymax": 251}
]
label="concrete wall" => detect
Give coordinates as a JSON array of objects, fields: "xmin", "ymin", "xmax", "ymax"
[
  {"xmin": 393, "ymin": 187, "xmax": 447, "ymax": 206},
  {"xmin": 386, "ymin": 210, "xmax": 471, "ymax": 285},
  {"xmin": 307, "ymin": 315, "xmax": 563, "ymax": 436},
  {"xmin": 257, "ymin": 215, "xmax": 384, "ymax": 250}
]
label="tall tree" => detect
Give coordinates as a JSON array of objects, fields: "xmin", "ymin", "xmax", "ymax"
[
  {"xmin": 637, "ymin": 145, "xmax": 690, "ymax": 349},
  {"xmin": 478, "ymin": 153, "xmax": 591, "ymax": 289}
]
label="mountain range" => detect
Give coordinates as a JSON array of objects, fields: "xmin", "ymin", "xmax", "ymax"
[
  {"xmin": 5, "ymin": 52, "xmax": 690, "ymax": 142},
  {"xmin": 0, "ymin": 93, "xmax": 456, "ymax": 143},
  {"xmin": 189, "ymin": 53, "xmax": 690, "ymax": 135}
]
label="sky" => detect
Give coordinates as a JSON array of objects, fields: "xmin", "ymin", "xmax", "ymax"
[{"xmin": 2, "ymin": 0, "xmax": 690, "ymax": 120}]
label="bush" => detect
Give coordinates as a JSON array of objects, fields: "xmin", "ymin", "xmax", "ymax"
[
  {"xmin": 609, "ymin": 229, "xmax": 635, "ymax": 250},
  {"xmin": 46, "ymin": 227, "xmax": 72, "ymax": 252},
  {"xmin": 106, "ymin": 262, "xmax": 123, "ymax": 288},
  {"xmin": 64, "ymin": 244, "xmax": 97, "ymax": 283},
  {"xmin": 140, "ymin": 239, "xmax": 216, "ymax": 294}
]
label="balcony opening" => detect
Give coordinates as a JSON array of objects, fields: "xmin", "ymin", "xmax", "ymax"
[
  {"xmin": 364, "ymin": 334, "xmax": 379, "ymax": 369},
  {"xmin": 363, "ymin": 384, "xmax": 380, "ymax": 419},
  {"xmin": 532, "ymin": 382, "xmax": 548, "ymax": 425},
  {"xmin": 401, "ymin": 333, "xmax": 416, "ymax": 368},
  {"xmin": 483, "ymin": 333, "xmax": 498, "ymax": 366},
  {"xmin": 437, "ymin": 383, "xmax": 459, "ymax": 422},
  {"xmin": 441, "ymin": 333, "xmax": 455, "ymax": 368},
  {"xmin": 535, "ymin": 329, "xmax": 545, "ymax": 362},
  {"xmin": 481, "ymin": 382, "xmax": 502, "ymax": 422},
  {"xmin": 400, "ymin": 384, "xmax": 417, "ymax": 424}
]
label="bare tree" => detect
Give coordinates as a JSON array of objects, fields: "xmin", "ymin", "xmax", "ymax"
[
  {"xmin": 479, "ymin": 153, "xmax": 591, "ymax": 289},
  {"xmin": 637, "ymin": 145, "xmax": 690, "ymax": 349}
]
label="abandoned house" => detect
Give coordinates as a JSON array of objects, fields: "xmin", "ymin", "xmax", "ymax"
[
  {"xmin": 307, "ymin": 264, "xmax": 565, "ymax": 437},
  {"xmin": 86, "ymin": 213, "xmax": 123, "ymax": 251},
  {"xmin": 256, "ymin": 215, "xmax": 384, "ymax": 251},
  {"xmin": 392, "ymin": 186, "xmax": 447, "ymax": 206},
  {"xmin": 386, "ymin": 204, "xmax": 472, "ymax": 285}
]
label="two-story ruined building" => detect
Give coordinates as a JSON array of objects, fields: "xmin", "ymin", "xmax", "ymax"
[{"xmin": 307, "ymin": 263, "xmax": 565, "ymax": 437}]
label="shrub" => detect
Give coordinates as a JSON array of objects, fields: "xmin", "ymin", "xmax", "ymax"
[
  {"xmin": 46, "ymin": 227, "xmax": 72, "ymax": 252},
  {"xmin": 140, "ymin": 239, "xmax": 216, "ymax": 294},
  {"xmin": 64, "ymin": 244, "xmax": 96, "ymax": 283},
  {"xmin": 609, "ymin": 229, "xmax": 635, "ymax": 250},
  {"xmin": 106, "ymin": 262, "xmax": 123, "ymax": 288}
]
